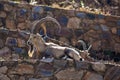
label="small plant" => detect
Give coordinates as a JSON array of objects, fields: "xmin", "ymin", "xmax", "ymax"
[{"xmin": 80, "ymin": 0, "xmax": 85, "ymax": 8}]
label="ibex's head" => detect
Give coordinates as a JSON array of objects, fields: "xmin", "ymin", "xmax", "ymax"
[
  {"xmin": 27, "ymin": 16, "xmax": 62, "ymax": 58},
  {"xmin": 27, "ymin": 33, "xmax": 45, "ymax": 57}
]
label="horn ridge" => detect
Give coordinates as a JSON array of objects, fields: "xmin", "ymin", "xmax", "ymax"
[{"xmin": 31, "ymin": 16, "xmax": 61, "ymax": 35}]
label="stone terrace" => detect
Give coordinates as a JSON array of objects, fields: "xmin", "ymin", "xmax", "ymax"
[
  {"xmin": 0, "ymin": 1, "xmax": 120, "ymax": 80},
  {"xmin": 0, "ymin": 59, "xmax": 120, "ymax": 80},
  {"xmin": 0, "ymin": 1, "xmax": 120, "ymax": 58}
]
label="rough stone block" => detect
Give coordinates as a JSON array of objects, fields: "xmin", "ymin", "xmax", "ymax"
[
  {"xmin": 86, "ymin": 29, "xmax": 97, "ymax": 38},
  {"xmin": 117, "ymin": 20, "xmax": 120, "ymax": 26},
  {"xmin": 8, "ymin": 74, "xmax": 19, "ymax": 80},
  {"xmin": 2, "ymin": 61, "xmax": 17, "ymax": 67},
  {"xmin": 55, "ymin": 68, "xmax": 85, "ymax": 80},
  {"xmin": 6, "ymin": 19, "xmax": 16, "ymax": 30},
  {"xmin": 92, "ymin": 62, "xmax": 106, "ymax": 72},
  {"xmin": 92, "ymin": 40, "xmax": 101, "ymax": 51},
  {"xmin": 59, "ymin": 37, "xmax": 70, "ymax": 45},
  {"xmin": 44, "ymin": 6, "xmax": 54, "ymax": 11},
  {"xmin": 100, "ymin": 24, "xmax": 109, "ymax": 31},
  {"xmin": 67, "ymin": 17, "xmax": 81, "ymax": 29},
  {"xmin": 98, "ymin": 14, "xmax": 105, "ymax": 19},
  {"xmin": 11, "ymin": 64, "xmax": 34, "ymax": 75},
  {"xmin": 36, "ymin": 62, "xmax": 54, "ymax": 77},
  {"xmin": 17, "ymin": 17, "xmax": 26, "ymax": 23},
  {"xmin": 114, "ymin": 43, "xmax": 120, "ymax": 53},
  {"xmin": 32, "ymin": 13, "xmax": 41, "ymax": 20},
  {"xmin": 0, "ymin": 66, "xmax": 8, "ymax": 74},
  {"xmin": 0, "ymin": 47, "xmax": 11, "ymax": 56},
  {"xmin": 111, "ymin": 27, "xmax": 117, "ymax": 34},
  {"xmin": 67, "ymin": 10, "xmax": 75, "ymax": 17},
  {"xmin": 86, "ymin": 13, "xmax": 95, "ymax": 20},
  {"xmin": 117, "ymin": 29, "xmax": 120, "ymax": 36},
  {"xmin": 106, "ymin": 19, "xmax": 117, "ymax": 27},
  {"xmin": 19, "ymin": 76, "xmax": 25, "ymax": 80},
  {"xmin": 82, "ymin": 19, "xmax": 94, "ymax": 25},
  {"xmin": 76, "ymin": 12, "xmax": 86, "ymax": 18},
  {"xmin": 0, "ymin": 74, "xmax": 10, "ymax": 80},
  {"xmin": 105, "ymin": 16, "xmax": 119, "ymax": 22},
  {"xmin": 56, "ymin": 28, "xmax": 72, "ymax": 38},
  {"xmin": 0, "ymin": 11, "xmax": 7, "ymax": 18},
  {"xmin": 104, "ymin": 66, "xmax": 120, "ymax": 80},
  {"xmin": 101, "ymin": 32, "xmax": 110, "ymax": 39},
  {"xmin": 58, "ymin": 16, "xmax": 68, "ymax": 27},
  {"xmin": 54, "ymin": 60, "xmax": 67, "ymax": 69},
  {"xmin": 29, "ymin": 78, "xmax": 40, "ymax": 80},
  {"xmin": 75, "ymin": 61, "xmax": 91, "ymax": 70},
  {"xmin": 83, "ymin": 72, "xmax": 103, "ymax": 80},
  {"xmin": 13, "ymin": 47, "xmax": 24, "ymax": 54},
  {"xmin": 5, "ymin": 37, "xmax": 17, "ymax": 47},
  {"xmin": 114, "ymin": 35, "xmax": 120, "ymax": 43},
  {"xmin": 33, "ymin": 6, "xmax": 44, "ymax": 14},
  {"xmin": 17, "ymin": 22, "xmax": 27, "ymax": 30},
  {"xmin": 4, "ymin": 4, "xmax": 13, "ymax": 11},
  {"xmin": 11, "ymin": 53, "xmax": 19, "ymax": 60},
  {"xmin": 0, "ymin": 39, "xmax": 4, "ymax": 48},
  {"xmin": 0, "ymin": 19, "xmax": 3, "ymax": 26},
  {"xmin": 17, "ymin": 38, "xmax": 26, "ymax": 47},
  {"xmin": 98, "ymin": 19, "xmax": 106, "ymax": 24},
  {"xmin": 0, "ymin": 3, "xmax": 4, "ymax": 11},
  {"xmin": 93, "ymin": 25, "xmax": 101, "ymax": 30},
  {"xmin": 19, "ymin": 9, "xmax": 27, "ymax": 16},
  {"xmin": 71, "ymin": 38, "xmax": 78, "ymax": 46},
  {"xmin": 29, "ymin": 78, "xmax": 50, "ymax": 80},
  {"xmin": 74, "ymin": 29, "xmax": 84, "ymax": 36}
]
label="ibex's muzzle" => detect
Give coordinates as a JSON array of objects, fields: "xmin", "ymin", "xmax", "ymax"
[{"xmin": 27, "ymin": 40, "xmax": 34, "ymax": 58}]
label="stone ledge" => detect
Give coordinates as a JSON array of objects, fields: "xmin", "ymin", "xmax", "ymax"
[{"xmin": 0, "ymin": 59, "xmax": 120, "ymax": 80}]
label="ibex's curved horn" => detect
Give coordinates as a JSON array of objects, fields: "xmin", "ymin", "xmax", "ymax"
[
  {"xmin": 87, "ymin": 44, "xmax": 92, "ymax": 52},
  {"xmin": 77, "ymin": 40, "xmax": 87, "ymax": 50},
  {"xmin": 31, "ymin": 16, "xmax": 61, "ymax": 35},
  {"xmin": 78, "ymin": 40, "xmax": 92, "ymax": 52}
]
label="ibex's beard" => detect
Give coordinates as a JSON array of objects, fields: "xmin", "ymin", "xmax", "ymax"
[{"xmin": 28, "ymin": 44, "xmax": 35, "ymax": 57}]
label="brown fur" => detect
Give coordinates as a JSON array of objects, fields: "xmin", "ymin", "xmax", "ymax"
[{"xmin": 27, "ymin": 33, "xmax": 84, "ymax": 61}]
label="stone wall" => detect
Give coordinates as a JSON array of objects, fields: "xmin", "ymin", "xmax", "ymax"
[
  {"xmin": 0, "ymin": 60, "xmax": 120, "ymax": 80},
  {"xmin": 0, "ymin": 1, "xmax": 120, "ymax": 60},
  {"xmin": 0, "ymin": 1, "xmax": 120, "ymax": 80}
]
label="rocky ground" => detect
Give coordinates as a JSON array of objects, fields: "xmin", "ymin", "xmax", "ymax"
[
  {"xmin": 0, "ymin": 0, "xmax": 120, "ymax": 61},
  {"xmin": 0, "ymin": 59, "xmax": 120, "ymax": 80},
  {"xmin": 17, "ymin": 0, "xmax": 120, "ymax": 16}
]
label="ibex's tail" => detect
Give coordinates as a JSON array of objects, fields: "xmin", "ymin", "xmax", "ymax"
[{"xmin": 31, "ymin": 16, "xmax": 61, "ymax": 36}]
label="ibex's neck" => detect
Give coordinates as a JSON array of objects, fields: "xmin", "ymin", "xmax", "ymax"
[{"xmin": 36, "ymin": 41, "xmax": 47, "ymax": 53}]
